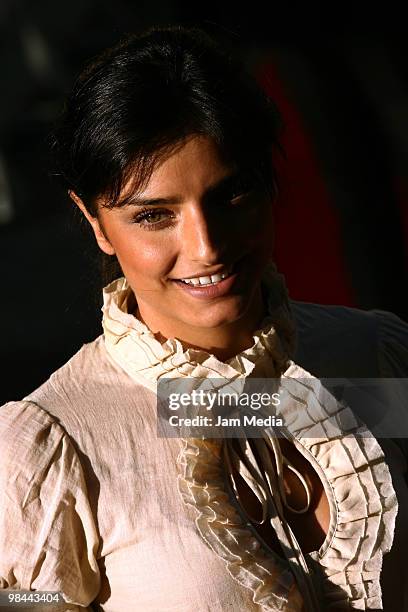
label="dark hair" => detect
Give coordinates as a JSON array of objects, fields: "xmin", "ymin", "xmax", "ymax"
[{"xmin": 51, "ymin": 24, "xmax": 283, "ymax": 284}]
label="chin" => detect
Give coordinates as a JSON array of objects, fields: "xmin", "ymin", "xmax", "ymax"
[{"xmin": 183, "ymin": 300, "xmax": 250, "ymax": 329}]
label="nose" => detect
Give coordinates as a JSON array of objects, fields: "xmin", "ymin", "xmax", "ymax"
[{"xmin": 181, "ymin": 203, "xmax": 227, "ymax": 265}]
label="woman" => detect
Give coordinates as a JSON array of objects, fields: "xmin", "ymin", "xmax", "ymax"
[{"xmin": 1, "ymin": 25, "xmax": 408, "ymax": 611}]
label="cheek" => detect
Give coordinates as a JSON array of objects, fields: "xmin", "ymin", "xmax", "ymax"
[
  {"xmin": 243, "ymin": 200, "xmax": 274, "ymax": 247},
  {"xmin": 113, "ymin": 231, "xmax": 176, "ymax": 280}
]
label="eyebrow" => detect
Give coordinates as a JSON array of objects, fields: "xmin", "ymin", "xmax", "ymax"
[{"xmin": 123, "ymin": 169, "xmax": 245, "ymax": 207}]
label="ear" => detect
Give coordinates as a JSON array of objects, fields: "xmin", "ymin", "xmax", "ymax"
[{"xmin": 69, "ymin": 190, "xmax": 115, "ymax": 256}]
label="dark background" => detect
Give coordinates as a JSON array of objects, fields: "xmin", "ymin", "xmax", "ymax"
[{"xmin": 2, "ymin": 2, "xmax": 408, "ymax": 403}]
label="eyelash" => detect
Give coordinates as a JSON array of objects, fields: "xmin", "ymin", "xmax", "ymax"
[
  {"xmin": 131, "ymin": 184, "xmax": 255, "ymax": 230},
  {"xmin": 132, "ymin": 208, "xmax": 174, "ymax": 229}
]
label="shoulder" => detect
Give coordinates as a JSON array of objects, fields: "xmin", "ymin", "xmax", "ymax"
[
  {"xmin": 0, "ymin": 336, "xmax": 116, "ymax": 485},
  {"xmin": 291, "ymin": 300, "xmax": 408, "ymax": 378},
  {"xmin": 0, "ymin": 400, "xmax": 65, "ymax": 474},
  {"xmin": 27, "ymin": 334, "xmax": 116, "ymax": 398},
  {"xmin": 22, "ymin": 334, "xmax": 131, "ymax": 431},
  {"xmin": 13, "ymin": 334, "xmax": 154, "ymax": 444}
]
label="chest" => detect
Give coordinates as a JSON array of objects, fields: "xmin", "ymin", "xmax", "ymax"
[{"xmin": 226, "ymin": 437, "xmax": 331, "ymax": 557}]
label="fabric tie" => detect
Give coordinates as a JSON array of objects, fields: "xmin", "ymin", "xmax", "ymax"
[{"xmin": 223, "ymin": 433, "xmax": 321, "ymax": 612}]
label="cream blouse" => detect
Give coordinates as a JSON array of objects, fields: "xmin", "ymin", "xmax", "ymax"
[{"xmin": 1, "ymin": 273, "xmax": 408, "ymax": 611}]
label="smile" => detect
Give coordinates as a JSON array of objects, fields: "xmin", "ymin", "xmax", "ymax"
[
  {"xmin": 179, "ymin": 265, "xmax": 234, "ymax": 286},
  {"xmin": 171, "ymin": 259, "xmax": 243, "ymax": 300}
]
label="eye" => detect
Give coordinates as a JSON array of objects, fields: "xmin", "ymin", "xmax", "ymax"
[
  {"xmin": 131, "ymin": 208, "xmax": 174, "ymax": 228},
  {"xmin": 230, "ymin": 188, "xmax": 251, "ymax": 203},
  {"xmin": 222, "ymin": 175, "xmax": 258, "ymax": 205}
]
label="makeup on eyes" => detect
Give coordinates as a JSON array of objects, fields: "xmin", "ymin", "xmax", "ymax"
[{"xmin": 129, "ymin": 172, "xmax": 260, "ymax": 229}]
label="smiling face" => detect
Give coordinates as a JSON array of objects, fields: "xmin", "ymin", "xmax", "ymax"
[{"xmin": 73, "ymin": 135, "xmax": 275, "ymax": 353}]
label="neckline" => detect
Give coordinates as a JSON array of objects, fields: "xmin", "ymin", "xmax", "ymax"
[{"xmin": 101, "ymin": 262, "xmax": 297, "ymax": 391}]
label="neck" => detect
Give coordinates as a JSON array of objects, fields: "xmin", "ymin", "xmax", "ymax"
[{"xmin": 134, "ymin": 286, "xmax": 268, "ymax": 363}]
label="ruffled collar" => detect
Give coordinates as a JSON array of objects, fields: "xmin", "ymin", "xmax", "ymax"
[
  {"xmin": 101, "ymin": 262, "xmax": 296, "ymax": 392},
  {"xmin": 101, "ymin": 265, "xmax": 398, "ymax": 611}
]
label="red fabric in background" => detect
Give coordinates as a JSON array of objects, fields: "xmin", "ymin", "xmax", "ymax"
[{"xmin": 256, "ymin": 59, "xmax": 356, "ymax": 306}]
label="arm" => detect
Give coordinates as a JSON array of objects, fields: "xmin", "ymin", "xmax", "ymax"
[{"xmin": 0, "ymin": 401, "xmax": 101, "ymax": 611}]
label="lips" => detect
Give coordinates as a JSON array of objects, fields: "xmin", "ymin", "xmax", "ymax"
[
  {"xmin": 174, "ymin": 262, "xmax": 236, "ymax": 285},
  {"xmin": 171, "ymin": 257, "xmax": 245, "ymax": 300},
  {"xmin": 179, "ymin": 267, "xmax": 234, "ymax": 286}
]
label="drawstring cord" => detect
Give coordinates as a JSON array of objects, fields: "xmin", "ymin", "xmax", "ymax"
[{"xmin": 223, "ymin": 432, "xmax": 321, "ymax": 612}]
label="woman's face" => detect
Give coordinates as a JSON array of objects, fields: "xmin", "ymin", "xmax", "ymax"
[{"xmin": 78, "ymin": 135, "xmax": 274, "ymax": 341}]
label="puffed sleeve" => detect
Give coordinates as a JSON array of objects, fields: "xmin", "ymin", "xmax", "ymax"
[
  {"xmin": 373, "ymin": 308, "xmax": 408, "ymax": 377},
  {"xmin": 0, "ymin": 401, "xmax": 101, "ymax": 611},
  {"xmin": 372, "ymin": 309, "xmax": 408, "ymax": 459}
]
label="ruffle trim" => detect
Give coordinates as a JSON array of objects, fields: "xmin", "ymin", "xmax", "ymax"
[
  {"xmin": 176, "ymin": 364, "xmax": 398, "ymax": 610},
  {"xmin": 101, "ymin": 264, "xmax": 296, "ymax": 393},
  {"xmin": 280, "ymin": 364, "xmax": 398, "ymax": 609},
  {"xmin": 176, "ymin": 438, "xmax": 304, "ymax": 611}
]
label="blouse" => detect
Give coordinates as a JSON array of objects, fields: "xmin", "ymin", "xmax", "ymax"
[{"xmin": 1, "ymin": 276, "xmax": 408, "ymax": 611}]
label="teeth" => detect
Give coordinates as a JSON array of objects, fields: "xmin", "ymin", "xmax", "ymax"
[
  {"xmin": 199, "ymin": 276, "xmax": 212, "ymax": 285},
  {"xmin": 210, "ymin": 273, "xmax": 224, "ymax": 283},
  {"xmin": 180, "ymin": 265, "xmax": 233, "ymax": 286}
]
